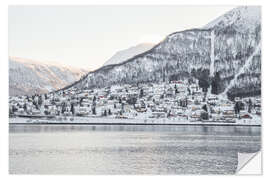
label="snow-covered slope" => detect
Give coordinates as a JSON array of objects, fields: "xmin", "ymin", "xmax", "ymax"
[
  {"xmin": 103, "ymin": 43, "xmax": 155, "ymax": 66},
  {"xmin": 70, "ymin": 29, "xmax": 212, "ymax": 88},
  {"xmin": 9, "ymin": 57, "xmax": 88, "ymax": 96},
  {"xmin": 64, "ymin": 6, "xmax": 261, "ymax": 99},
  {"xmin": 205, "ymin": 6, "xmax": 260, "ymax": 33},
  {"xmin": 205, "ymin": 6, "xmax": 261, "ymax": 98}
]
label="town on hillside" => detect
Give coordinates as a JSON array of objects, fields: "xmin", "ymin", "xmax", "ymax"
[{"xmin": 9, "ymin": 78, "xmax": 261, "ymax": 125}]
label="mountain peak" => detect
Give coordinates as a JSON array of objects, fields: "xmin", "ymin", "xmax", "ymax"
[{"xmin": 204, "ymin": 6, "xmax": 261, "ymax": 32}]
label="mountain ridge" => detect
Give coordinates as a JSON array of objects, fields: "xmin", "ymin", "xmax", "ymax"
[
  {"xmin": 9, "ymin": 57, "xmax": 88, "ymax": 96},
  {"xmin": 103, "ymin": 43, "xmax": 155, "ymax": 66},
  {"xmin": 57, "ymin": 6, "xmax": 261, "ymax": 99}
]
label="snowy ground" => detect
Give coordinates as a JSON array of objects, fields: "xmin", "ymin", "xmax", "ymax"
[{"xmin": 9, "ymin": 116, "xmax": 261, "ymax": 126}]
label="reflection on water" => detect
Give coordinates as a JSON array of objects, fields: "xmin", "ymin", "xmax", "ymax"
[
  {"xmin": 9, "ymin": 124, "xmax": 261, "ymax": 174},
  {"xmin": 9, "ymin": 124, "xmax": 261, "ymax": 135}
]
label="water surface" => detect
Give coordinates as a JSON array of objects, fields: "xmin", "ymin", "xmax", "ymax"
[{"xmin": 9, "ymin": 124, "xmax": 261, "ymax": 174}]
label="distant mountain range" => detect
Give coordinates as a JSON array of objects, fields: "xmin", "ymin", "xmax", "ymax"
[
  {"xmin": 9, "ymin": 57, "xmax": 88, "ymax": 96},
  {"xmin": 65, "ymin": 6, "xmax": 260, "ymax": 99},
  {"xmin": 9, "ymin": 42, "xmax": 154, "ymax": 96},
  {"xmin": 103, "ymin": 43, "xmax": 155, "ymax": 66}
]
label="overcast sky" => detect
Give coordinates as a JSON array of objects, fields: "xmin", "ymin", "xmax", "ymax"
[{"xmin": 9, "ymin": 6, "xmax": 236, "ymax": 70}]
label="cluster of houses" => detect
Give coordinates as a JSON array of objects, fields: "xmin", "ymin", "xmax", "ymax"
[{"xmin": 9, "ymin": 79, "xmax": 261, "ymax": 123}]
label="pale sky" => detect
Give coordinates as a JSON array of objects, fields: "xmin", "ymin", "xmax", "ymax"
[{"xmin": 9, "ymin": 6, "xmax": 236, "ymax": 70}]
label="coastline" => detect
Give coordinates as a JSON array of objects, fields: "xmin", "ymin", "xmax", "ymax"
[
  {"xmin": 9, "ymin": 116, "xmax": 261, "ymax": 127},
  {"xmin": 9, "ymin": 123, "xmax": 261, "ymax": 127}
]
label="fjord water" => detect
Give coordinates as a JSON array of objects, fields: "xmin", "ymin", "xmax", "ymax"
[{"xmin": 9, "ymin": 124, "xmax": 261, "ymax": 174}]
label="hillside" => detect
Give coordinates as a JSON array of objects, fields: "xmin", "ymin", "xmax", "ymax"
[
  {"xmin": 64, "ymin": 6, "xmax": 261, "ymax": 99},
  {"xmin": 9, "ymin": 57, "xmax": 88, "ymax": 96}
]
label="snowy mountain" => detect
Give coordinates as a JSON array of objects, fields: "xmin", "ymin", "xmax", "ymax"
[
  {"xmin": 9, "ymin": 57, "xmax": 88, "ymax": 96},
  {"xmin": 204, "ymin": 6, "xmax": 260, "ymax": 33},
  {"xmin": 63, "ymin": 6, "xmax": 261, "ymax": 99},
  {"xmin": 103, "ymin": 43, "xmax": 155, "ymax": 66},
  {"xmin": 204, "ymin": 6, "xmax": 261, "ymax": 98}
]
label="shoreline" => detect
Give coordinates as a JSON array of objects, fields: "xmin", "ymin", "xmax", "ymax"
[
  {"xmin": 9, "ymin": 123, "xmax": 261, "ymax": 127},
  {"xmin": 9, "ymin": 122, "xmax": 261, "ymax": 127},
  {"xmin": 9, "ymin": 116, "xmax": 261, "ymax": 127}
]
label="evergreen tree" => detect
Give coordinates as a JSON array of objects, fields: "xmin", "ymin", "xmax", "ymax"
[
  {"xmin": 12, "ymin": 105, "xmax": 17, "ymax": 113},
  {"xmin": 127, "ymin": 97, "xmax": 137, "ymax": 105},
  {"xmin": 199, "ymin": 79, "xmax": 209, "ymax": 93},
  {"xmin": 202, "ymin": 104, "xmax": 208, "ymax": 112},
  {"xmin": 175, "ymin": 84, "xmax": 179, "ymax": 94},
  {"xmin": 61, "ymin": 103, "xmax": 66, "ymax": 114},
  {"xmin": 160, "ymin": 94, "xmax": 164, "ymax": 99},
  {"xmin": 108, "ymin": 109, "xmax": 112, "ymax": 115},
  {"xmin": 33, "ymin": 101, "xmax": 39, "ymax": 110},
  {"xmin": 23, "ymin": 103, "xmax": 27, "ymax": 112},
  {"xmin": 211, "ymin": 72, "xmax": 221, "ymax": 94},
  {"xmin": 44, "ymin": 110, "xmax": 50, "ymax": 115},
  {"xmin": 51, "ymin": 98, "xmax": 55, "ymax": 105},
  {"xmin": 38, "ymin": 95, "xmax": 43, "ymax": 106},
  {"xmin": 71, "ymin": 103, "xmax": 75, "ymax": 115},
  {"xmin": 80, "ymin": 98, "xmax": 83, "ymax": 106},
  {"xmin": 187, "ymin": 87, "xmax": 191, "ymax": 95},
  {"xmin": 92, "ymin": 106, "xmax": 96, "ymax": 115},
  {"xmin": 109, "ymin": 95, "xmax": 114, "ymax": 100},
  {"xmin": 121, "ymin": 103, "xmax": 124, "ymax": 111},
  {"xmin": 167, "ymin": 110, "xmax": 171, "ymax": 118},
  {"xmin": 139, "ymin": 89, "xmax": 144, "ymax": 98},
  {"xmin": 200, "ymin": 111, "xmax": 209, "ymax": 120},
  {"xmin": 234, "ymin": 101, "xmax": 241, "ymax": 118}
]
